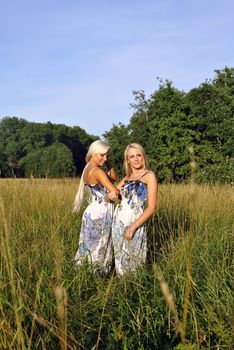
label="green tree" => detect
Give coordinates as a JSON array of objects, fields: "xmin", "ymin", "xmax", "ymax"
[
  {"xmin": 1, "ymin": 67, "xmax": 233, "ymax": 182},
  {"xmin": 0, "ymin": 116, "xmax": 28, "ymax": 176},
  {"xmin": 20, "ymin": 143, "xmax": 76, "ymax": 178},
  {"xmin": 129, "ymin": 82, "xmax": 192, "ymax": 181},
  {"xmin": 0, "ymin": 117, "xmax": 96, "ymax": 177},
  {"xmin": 186, "ymin": 68, "xmax": 234, "ymax": 182},
  {"xmin": 55, "ymin": 125, "xmax": 97, "ymax": 175},
  {"xmin": 103, "ymin": 123, "xmax": 130, "ymax": 176}
]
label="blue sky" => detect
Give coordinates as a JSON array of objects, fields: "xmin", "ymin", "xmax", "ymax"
[{"xmin": 1, "ymin": 0, "xmax": 233, "ymax": 136}]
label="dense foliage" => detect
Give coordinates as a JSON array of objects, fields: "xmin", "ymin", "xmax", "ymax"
[
  {"xmin": 0, "ymin": 67, "xmax": 233, "ymax": 182},
  {"xmin": 0, "ymin": 118, "xmax": 96, "ymax": 177},
  {"xmin": 104, "ymin": 67, "xmax": 234, "ymax": 183}
]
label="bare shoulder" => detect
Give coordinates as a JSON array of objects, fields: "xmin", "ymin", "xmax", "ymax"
[
  {"xmin": 94, "ymin": 167, "xmax": 108, "ymax": 178},
  {"xmin": 93, "ymin": 167, "xmax": 103, "ymax": 174},
  {"xmin": 117, "ymin": 176, "xmax": 127, "ymax": 188},
  {"xmin": 145, "ymin": 171, "xmax": 157, "ymax": 182},
  {"xmin": 88, "ymin": 167, "xmax": 108, "ymax": 184}
]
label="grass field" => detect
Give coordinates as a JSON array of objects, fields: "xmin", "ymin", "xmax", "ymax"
[{"xmin": 0, "ymin": 179, "xmax": 233, "ymax": 349}]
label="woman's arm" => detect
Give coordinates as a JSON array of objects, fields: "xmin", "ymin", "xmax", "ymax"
[
  {"xmin": 104, "ymin": 160, "xmax": 117, "ymax": 181},
  {"xmin": 93, "ymin": 168, "xmax": 120, "ymax": 201},
  {"xmin": 124, "ymin": 172, "xmax": 158, "ymax": 240},
  {"xmin": 107, "ymin": 177, "xmax": 126, "ymax": 201}
]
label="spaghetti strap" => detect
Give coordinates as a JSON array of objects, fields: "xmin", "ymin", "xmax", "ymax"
[
  {"xmin": 138, "ymin": 171, "xmax": 149, "ymax": 181},
  {"xmin": 83, "ymin": 166, "xmax": 99, "ymax": 185},
  {"xmin": 87, "ymin": 166, "xmax": 99, "ymax": 179}
]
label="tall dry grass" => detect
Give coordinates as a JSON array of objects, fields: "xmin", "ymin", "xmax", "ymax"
[{"xmin": 0, "ymin": 179, "xmax": 233, "ymax": 349}]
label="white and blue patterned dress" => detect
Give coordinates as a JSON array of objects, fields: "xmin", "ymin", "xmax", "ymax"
[
  {"xmin": 112, "ymin": 175, "xmax": 148, "ymax": 275},
  {"xmin": 74, "ymin": 183, "xmax": 114, "ymax": 273}
]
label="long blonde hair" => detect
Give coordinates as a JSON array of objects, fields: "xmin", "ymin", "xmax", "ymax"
[
  {"xmin": 73, "ymin": 140, "xmax": 110, "ymax": 213},
  {"xmin": 124, "ymin": 143, "xmax": 150, "ymax": 177}
]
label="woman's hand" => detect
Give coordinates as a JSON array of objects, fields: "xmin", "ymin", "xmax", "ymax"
[
  {"xmin": 104, "ymin": 190, "xmax": 119, "ymax": 202},
  {"xmin": 124, "ymin": 225, "xmax": 136, "ymax": 241},
  {"xmin": 108, "ymin": 190, "xmax": 119, "ymax": 201},
  {"xmin": 105, "ymin": 159, "xmax": 113, "ymax": 170}
]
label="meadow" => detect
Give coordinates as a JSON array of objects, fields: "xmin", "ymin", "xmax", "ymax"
[{"xmin": 0, "ymin": 179, "xmax": 233, "ymax": 349}]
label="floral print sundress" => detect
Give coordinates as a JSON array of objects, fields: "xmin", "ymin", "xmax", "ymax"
[
  {"xmin": 74, "ymin": 183, "xmax": 114, "ymax": 273},
  {"xmin": 112, "ymin": 173, "xmax": 148, "ymax": 275}
]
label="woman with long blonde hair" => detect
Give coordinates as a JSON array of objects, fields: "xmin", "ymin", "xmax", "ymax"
[
  {"xmin": 111, "ymin": 143, "xmax": 158, "ymax": 275},
  {"xmin": 73, "ymin": 139, "xmax": 119, "ymax": 274}
]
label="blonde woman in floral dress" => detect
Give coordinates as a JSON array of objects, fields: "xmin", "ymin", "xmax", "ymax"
[
  {"xmin": 73, "ymin": 140, "xmax": 119, "ymax": 274},
  {"xmin": 111, "ymin": 143, "xmax": 158, "ymax": 275}
]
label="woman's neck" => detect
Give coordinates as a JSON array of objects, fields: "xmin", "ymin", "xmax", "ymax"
[
  {"xmin": 129, "ymin": 169, "xmax": 146, "ymax": 178},
  {"xmin": 88, "ymin": 159, "xmax": 99, "ymax": 167}
]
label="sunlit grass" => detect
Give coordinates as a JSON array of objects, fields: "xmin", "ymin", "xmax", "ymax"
[{"xmin": 0, "ymin": 179, "xmax": 233, "ymax": 349}]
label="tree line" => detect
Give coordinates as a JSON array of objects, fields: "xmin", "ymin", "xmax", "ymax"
[
  {"xmin": 0, "ymin": 118, "xmax": 96, "ymax": 178},
  {"xmin": 104, "ymin": 67, "xmax": 234, "ymax": 183},
  {"xmin": 0, "ymin": 67, "xmax": 233, "ymax": 182}
]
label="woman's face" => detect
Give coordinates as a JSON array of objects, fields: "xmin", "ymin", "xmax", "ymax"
[
  {"xmin": 127, "ymin": 147, "xmax": 144, "ymax": 170},
  {"xmin": 93, "ymin": 152, "xmax": 109, "ymax": 167}
]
